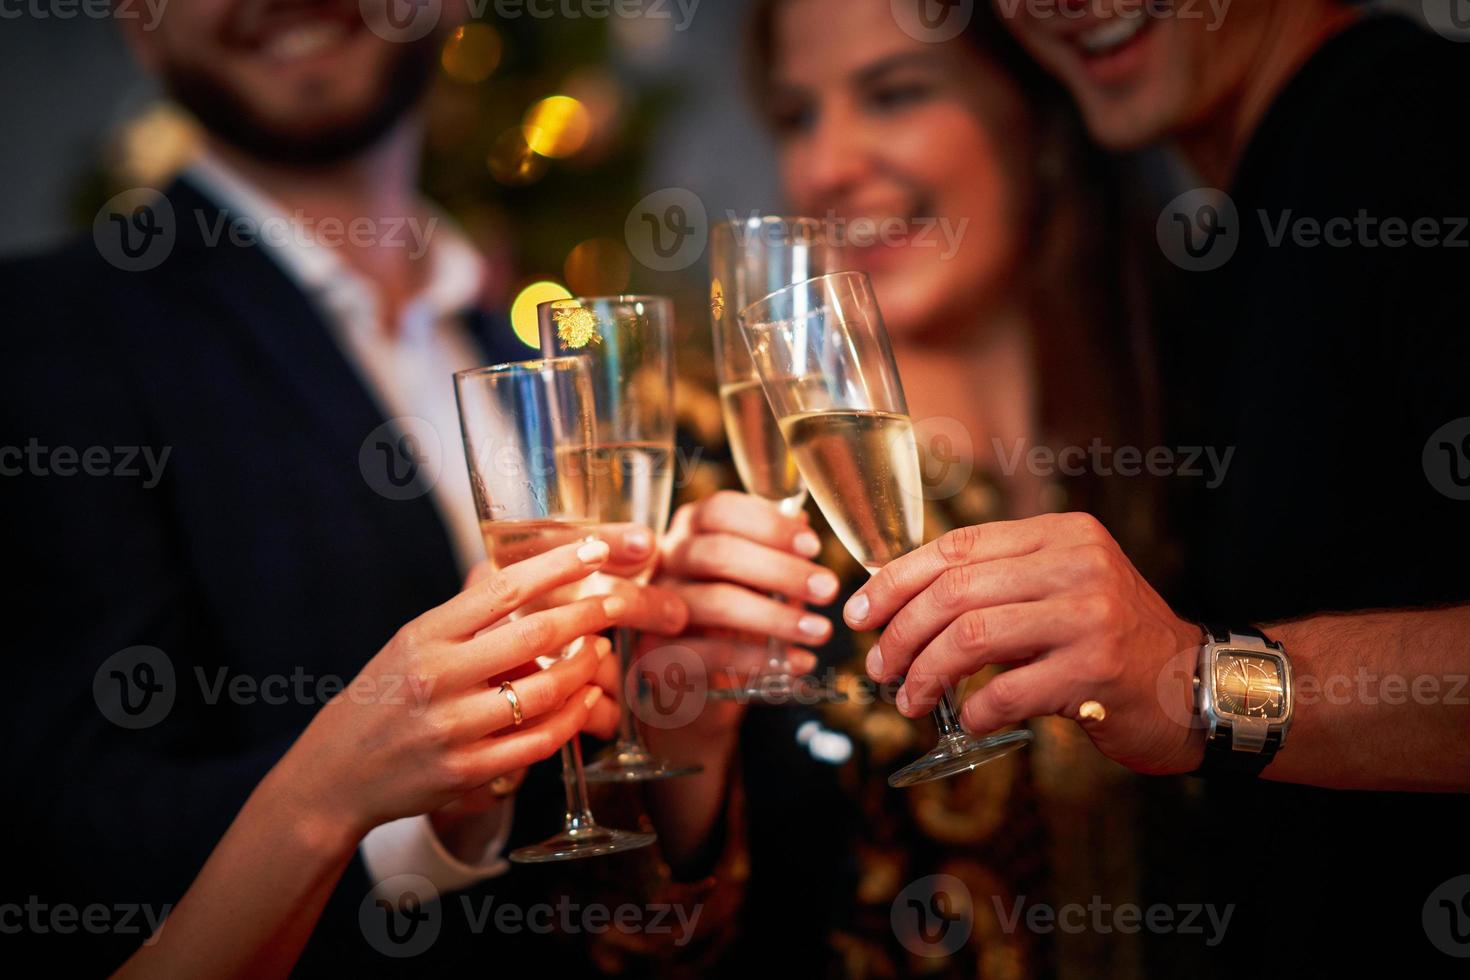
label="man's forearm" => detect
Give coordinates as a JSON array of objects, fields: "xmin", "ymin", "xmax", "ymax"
[
  {"xmin": 1264, "ymin": 606, "xmax": 1470, "ymax": 791},
  {"xmin": 642, "ymin": 722, "xmax": 741, "ymax": 877}
]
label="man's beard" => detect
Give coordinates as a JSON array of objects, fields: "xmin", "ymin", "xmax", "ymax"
[{"xmin": 160, "ymin": 38, "xmax": 441, "ymax": 168}]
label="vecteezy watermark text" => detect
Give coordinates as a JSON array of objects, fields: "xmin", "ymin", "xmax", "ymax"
[
  {"xmin": 992, "ymin": 437, "xmax": 1235, "ymax": 489},
  {"xmin": 0, "ymin": 440, "xmax": 171, "ymax": 488}
]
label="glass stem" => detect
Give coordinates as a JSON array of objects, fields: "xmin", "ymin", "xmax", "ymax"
[
  {"xmin": 614, "ymin": 626, "xmax": 643, "ymax": 749},
  {"xmin": 932, "ymin": 694, "xmax": 965, "ymax": 740},
  {"xmin": 560, "ymin": 738, "xmax": 597, "ymax": 831},
  {"xmin": 766, "ymin": 592, "xmax": 792, "ymax": 675}
]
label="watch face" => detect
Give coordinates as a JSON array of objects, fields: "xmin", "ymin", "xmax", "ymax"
[{"xmin": 1213, "ymin": 653, "xmax": 1286, "ymax": 719}]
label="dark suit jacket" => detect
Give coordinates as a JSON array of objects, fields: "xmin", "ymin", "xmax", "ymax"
[{"xmin": 0, "ymin": 177, "xmax": 558, "ymax": 974}]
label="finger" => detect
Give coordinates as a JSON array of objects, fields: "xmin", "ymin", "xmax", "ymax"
[
  {"xmin": 689, "ymin": 490, "xmax": 823, "ymax": 558},
  {"xmin": 593, "ymin": 523, "xmax": 660, "ymax": 578},
  {"xmin": 581, "ymin": 697, "xmax": 619, "ymax": 739},
  {"xmin": 895, "ymin": 599, "xmax": 1092, "ymax": 716},
  {"xmin": 594, "ymin": 578, "xmax": 689, "ymax": 635},
  {"xmin": 455, "ymin": 636, "xmax": 611, "ymax": 737},
  {"xmin": 958, "ymin": 660, "xmax": 1083, "ymax": 736},
  {"xmin": 593, "ymin": 644, "xmax": 621, "ymax": 697},
  {"xmin": 666, "ymin": 531, "xmax": 839, "ymax": 605},
  {"xmin": 458, "ymin": 687, "xmax": 604, "ymax": 783},
  {"xmin": 678, "ymin": 582, "xmax": 833, "ymax": 646},
  {"xmin": 675, "ymin": 636, "xmax": 817, "ymax": 691},
  {"xmin": 870, "ymin": 551, "xmax": 1074, "ymax": 682},
  {"xmin": 843, "ymin": 517, "xmax": 1082, "ymax": 631},
  {"xmin": 449, "ymin": 594, "xmax": 623, "ymax": 688},
  {"xmin": 422, "ymin": 538, "xmax": 612, "ymax": 640}
]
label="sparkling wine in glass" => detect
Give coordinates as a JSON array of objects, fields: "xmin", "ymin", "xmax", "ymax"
[
  {"xmin": 739, "ymin": 272, "xmax": 1034, "ymax": 787},
  {"xmin": 539, "ymin": 296, "xmax": 702, "ymax": 783},
  {"xmin": 709, "ymin": 216, "xmax": 846, "ymax": 704},
  {"xmin": 454, "ymin": 357, "xmax": 657, "ymax": 860}
]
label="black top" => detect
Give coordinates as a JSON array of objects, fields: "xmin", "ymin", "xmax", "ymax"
[{"xmin": 1154, "ymin": 15, "xmax": 1470, "ymax": 977}]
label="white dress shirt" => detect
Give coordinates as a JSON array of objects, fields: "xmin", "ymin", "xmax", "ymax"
[{"xmin": 187, "ymin": 152, "xmax": 515, "ymax": 896}]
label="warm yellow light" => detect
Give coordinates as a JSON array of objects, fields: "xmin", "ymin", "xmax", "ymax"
[
  {"xmin": 509, "ymin": 281, "xmax": 572, "ymax": 349},
  {"xmin": 564, "ymin": 238, "xmax": 632, "ymax": 297},
  {"xmin": 441, "ymin": 24, "xmax": 501, "ymax": 83},
  {"xmin": 522, "ymin": 95, "xmax": 592, "ymax": 159},
  {"xmin": 487, "ymin": 127, "xmax": 548, "ymax": 186}
]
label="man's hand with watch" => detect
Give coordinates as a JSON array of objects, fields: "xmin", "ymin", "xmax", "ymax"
[
  {"xmin": 850, "ymin": 512, "xmax": 1300, "ymax": 779},
  {"xmin": 1193, "ymin": 626, "xmax": 1294, "ymax": 778}
]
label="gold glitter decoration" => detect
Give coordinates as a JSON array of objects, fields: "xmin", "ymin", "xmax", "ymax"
[
  {"xmin": 710, "ymin": 278, "xmax": 725, "ymax": 322},
  {"xmin": 553, "ymin": 306, "xmax": 601, "ymax": 349}
]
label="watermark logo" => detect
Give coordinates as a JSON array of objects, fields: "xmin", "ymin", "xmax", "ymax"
[
  {"xmin": 360, "ymin": 0, "xmax": 443, "ymax": 42},
  {"xmin": 892, "ymin": 874, "xmax": 974, "ymax": 958},
  {"xmin": 360, "ymin": 417, "xmax": 442, "ymax": 501},
  {"xmin": 93, "ymin": 646, "xmax": 176, "ymax": 730},
  {"xmin": 892, "ymin": 0, "xmax": 974, "ymax": 43},
  {"xmin": 1424, "ymin": 417, "xmax": 1470, "ymax": 501},
  {"xmin": 1424, "ymin": 0, "xmax": 1470, "ymax": 42},
  {"xmin": 1158, "ymin": 187, "xmax": 1238, "ymax": 272},
  {"xmin": 360, "ymin": 874, "xmax": 442, "ymax": 958},
  {"xmin": 625, "ymin": 187, "xmax": 707, "ymax": 272},
  {"xmin": 1423, "ymin": 874, "xmax": 1470, "ymax": 957},
  {"xmin": 627, "ymin": 643, "xmax": 708, "ymax": 729},
  {"xmin": 94, "ymin": 189, "xmax": 176, "ymax": 272}
]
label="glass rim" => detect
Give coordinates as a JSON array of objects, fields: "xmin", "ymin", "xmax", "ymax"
[
  {"xmin": 713, "ymin": 213, "xmax": 828, "ymax": 232},
  {"xmin": 536, "ymin": 294, "xmax": 672, "ymax": 311},
  {"xmin": 452, "ymin": 355, "xmax": 585, "ymax": 383},
  {"xmin": 737, "ymin": 269, "xmax": 871, "ymax": 327}
]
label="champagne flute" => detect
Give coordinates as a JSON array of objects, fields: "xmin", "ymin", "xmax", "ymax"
[
  {"xmin": 454, "ymin": 357, "xmax": 657, "ymax": 861},
  {"xmin": 739, "ymin": 272, "xmax": 1034, "ymax": 787},
  {"xmin": 709, "ymin": 216, "xmax": 846, "ymax": 704},
  {"xmin": 538, "ymin": 296, "xmax": 702, "ymax": 782}
]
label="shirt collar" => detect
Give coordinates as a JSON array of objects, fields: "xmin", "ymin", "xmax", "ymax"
[{"xmin": 183, "ymin": 151, "xmax": 484, "ymax": 342}]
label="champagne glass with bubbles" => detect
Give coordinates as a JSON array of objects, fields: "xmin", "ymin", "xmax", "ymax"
[
  {"xmin": 454, "ymin": 358, "xmax": 657, "ymax": 861},
  {"xmin": 539, "ymin": 296, "xmax": 702, "ymax": 782},
  {"xmin": 709, "ymin": 215, "xmax": 846, "ymax": 704},
  {"xmin": 739, "ymin": 272, "xmax": 1034, "ymax": 787}
]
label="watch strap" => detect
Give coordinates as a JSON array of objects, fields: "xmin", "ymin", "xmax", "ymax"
[{"xmin": 1194, "ymin": 625, "xmax": 1287, "ymax": 779}]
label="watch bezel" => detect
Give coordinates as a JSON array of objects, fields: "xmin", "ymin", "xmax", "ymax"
[{"xmin": 1198, "ymin": 641, "xmax": 1294, "ymax": 735}]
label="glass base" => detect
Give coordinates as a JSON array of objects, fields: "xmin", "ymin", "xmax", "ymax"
[
  {"xmin": 887, "ymin": 728, "xmax": 1033, "ymax": 789},
  {"xmin": 708, "ymin": 673, "xmax": 849, "ymax": 706},
  {"xmin": 509, "ymin": 824, "xmax": 657, "ymax": 864},
  {"xmin": 583, "ymin": 742, "xmax": 703, "ymax": 782}
]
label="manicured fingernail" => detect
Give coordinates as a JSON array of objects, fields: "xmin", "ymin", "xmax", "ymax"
[
  {"xmin": 896, "ymin": 687, "xmax": 911, "ymax": 715},
  {"xmin": 626, "ymin": 528, "xmax": 652, "ymax": 555},
  {"xmin": 583, "ymin": 687, "xmax": 604, "ymax": 709},
  {"xmin": 602, "ymin": 595, "xmax": 628, "ymax": 618},
  {"xmin": 577, "ymin": 540, "xmax": 610, "ymax": 564},
  {"xmin": 846, "ymin": 593, "xmax": 869, "ymax": 625},
  {"xmin": 865, "ymin": 644, "xmax": 883, "ymax": 680},
  {"xmin": 798, "ymin": 614, "xmax": 830, "ymax": 638},
  {"xmin": 807, "ymin": 572, "xmax": 839, "ymax": 602},
  {"xmin": 791, "ymin": 651, "xmax": 818, "ymax": 673},
  {"xmin": 794, "ymin": 531, "xmax": 822, "ymax": 557},
  {"xmin": 596, "ymin": 637, "xmax": 612, "ymax": 660}
]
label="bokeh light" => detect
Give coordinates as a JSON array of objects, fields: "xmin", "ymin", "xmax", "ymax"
[
  {"xmin": 522, "ymin": 96, "xmax": 592, "ymax": 159},
  {"xmin": 509, "ymin": 281, "xmax": 572, "ymax": 349},
  {"xmin": 564, "ymin": 238, "xmax": 632, "ymax": 297},
  {"xmin": 441, "ymin": 24, "xmax": 502, "ymax": 83},
  {"xmin": 487, "ymin": 128, "xmax": 549, "ymax": 186}
]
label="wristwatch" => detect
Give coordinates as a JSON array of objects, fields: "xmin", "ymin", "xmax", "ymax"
[{"xmin": 1192, "ymin": 625, "xmax": 1293, "ymax": 778}]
